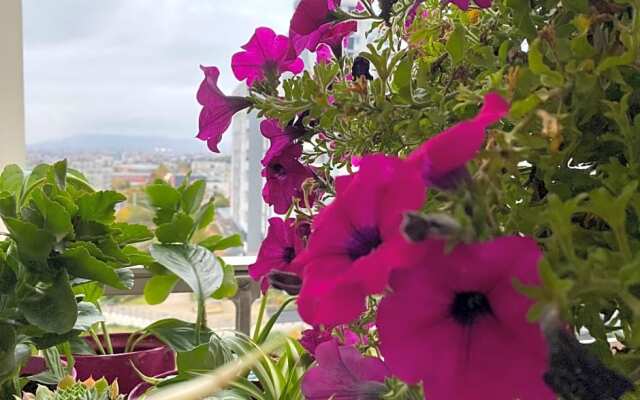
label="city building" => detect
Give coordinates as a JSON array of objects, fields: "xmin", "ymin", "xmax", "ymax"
[{"xmin": 230, "ymin": 85, "xmax": 271, "ymax": 255}]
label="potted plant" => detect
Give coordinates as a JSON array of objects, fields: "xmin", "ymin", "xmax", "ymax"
[
  {"xmin": 0, "ymin": 161, "xmax": 173, "ymax": 396},
  {"xmin": 17, "ymin": 375, "xmax": 124, "ymax": 400}
]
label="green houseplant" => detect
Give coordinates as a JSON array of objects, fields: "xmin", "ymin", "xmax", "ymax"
[{"xmin": 0, "ymin": 160, "xmax": 170, "ymax": 397}]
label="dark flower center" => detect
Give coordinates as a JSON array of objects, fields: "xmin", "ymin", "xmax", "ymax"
[
  {"xmin": 352, "ymin": 56, "xmax": 374, "ymax": 81},
  {"xmin": 347, "ymin": 227, "xmax": 382, "ymax": 260},
  {"xmin": 450, "ymin": 291, "xmax": 493, "ymax": 325},
  {"xmin": 282, "ymin": 246, "xmax": 296, "ymax": 263},
  {"xmin": 270, "ymin": 163, "xmax": 287, "ymax": 178}
]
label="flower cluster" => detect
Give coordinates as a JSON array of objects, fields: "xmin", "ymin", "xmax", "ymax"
[{"xmin": 195, "ymin": 0, "xmax": 640, "ymax": 398}]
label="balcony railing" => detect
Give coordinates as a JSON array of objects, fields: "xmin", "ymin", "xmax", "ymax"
[{"xmin": 104, "ymin": 256, "xmax": 261, "ymax": 335}]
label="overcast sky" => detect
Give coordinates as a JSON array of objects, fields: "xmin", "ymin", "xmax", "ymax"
[{"xmin": 22, "ymin": 0, "xmax": 294, "ymax": 148}]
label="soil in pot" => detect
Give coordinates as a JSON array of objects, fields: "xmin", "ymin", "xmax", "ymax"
[{"xmin": 72, "ymin": 333, "xmax": 175, "ymax": 394}]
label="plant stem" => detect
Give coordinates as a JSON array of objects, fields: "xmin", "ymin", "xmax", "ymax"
[
  {"xmin": 195, "ymin": 296, "xmax": 207, "ymax": 344},
  {"xmin": 252, "ymin": 290, "xmax": 269, "ymax": 342},
  {"xmin": 100, "ymin": 321, "xmax": 114, "ymax": 354},
  {"xmin": 88, "ymin": 328, "xmax": 106, "ymax": 356}
]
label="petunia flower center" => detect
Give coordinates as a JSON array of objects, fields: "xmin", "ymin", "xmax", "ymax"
[
  {"xmin": 282, "ymin": 246, "xmax": 296, "ymax": 263},
  {"xmin": 270, "ymin": 163, "xmax": 287, "ymax": 179},
  {"xmin": 347, "ymin": 227, "xmax": 382, "ymax": 260},
  {"xmin": 450, "ymin": 291, "xmax": 493, "ymax": 325}
]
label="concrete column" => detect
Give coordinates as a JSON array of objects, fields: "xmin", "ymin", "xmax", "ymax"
[{"xmin": 0, "ymin": 0, "xmax": 26, "ymax": 168}]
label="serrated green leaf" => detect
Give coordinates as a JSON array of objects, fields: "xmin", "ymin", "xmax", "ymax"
[
  {"xmin": 156, "ymin": 213, "xmax": 195, "ymax": 244},
  {"xmin": 4, "ymin": 217, "xmax": 55, "ymax": 267},
  {"xmin": 112, "ymin": 223, "xmax": 153, "ymax": 245},
  {"xmin": 77, "ymin": 191, "xmax": 126, "ymax": 224},
  {"xmin": 19, "ymin": 271, "xmax": 77, "ymax": 334},
  {"xmin": 72, "ymin": 301, "xmax": 104, "ymax": 331},
  {"xmin": 30, "ymin": 189, "xmax": 74, "ymax": 241},
  {"xmin": 55, "ymin": 246, "xmax": 128, "ymax": 290},
  {"xmin": 446, "ymin": 25, "xmax": 465, "ymax": 66},
  {"xmin": 146, "ymin": 183, "xmax": 181, "ymax": 210},
  {"xmin": 199, "ymin": 234, "xmax": 243, "ymax": 252},
  {"xmin": 0, "ymin": 164, "xmax": 24, "ymax": 196}
]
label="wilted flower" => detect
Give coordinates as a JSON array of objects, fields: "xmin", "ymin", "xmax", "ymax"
[
  {"xmin": 408, "ymin": 92, "xmax": 509, "ymax": 189},
  {"xmin": 301, "ymin": 339, "xmax": 390, "ymax": 400},
  {"xmin": 196, "ymin": 66, "xmax": 251, "ymax": 152},
  {"xmin": 351, "ymin": 57, "xmax": 373, "ymax": 81},
  {"xmin": 377, "ymin": 236, "xmax": 555, "ymax": 400},
  {"xmin": 262, "ymin": 144, "xmax": 314, "ymax": 215},
  {"xmin": 249, "ymin": 218, "xmax": 303, "ymax": 294},
  {"xmin": 296, "ymin": 155, "xmax": 425, "ymax": 327},
  {"xmin": 315, "ymin": 43, "xmax": 336, "ymax": 64},
  {"xmin": 231, "ymin": 27, "xmax": 304, "ymax": 87}
]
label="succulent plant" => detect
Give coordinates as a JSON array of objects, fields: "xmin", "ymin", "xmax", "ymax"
[{"xmin": 17, "ymin": 376, "xmax": 123, "ymax": 400}]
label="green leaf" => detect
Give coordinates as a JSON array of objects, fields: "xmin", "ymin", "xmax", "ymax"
[
  {"xmin": 73, "ymin": 282, "xmax": 105, "ymax": 304},
  {"xmin": 195, "ymin": 202, "xmax": 215, "ymax": 231},
  {"xmin": 505, "ymin": 0, "xmax": 536, "ymax": 38},
  {"xmin": 529, "ymin": 39, "xmax": 565, "ymax": 87},
  {"xmin": 150, "ymin": 244, "xmax": 223, "ymax": 307},
  {"xmin": 30, "ymin": 189, "xmax": 74, "ymax": 241},
  {"xmin": 564, "ymin": 0, "xmax": 588, "ymax": 13},
  {"xmin": 0, "ymin": 322, "xmax": 16, "ymax": 379},
  {"xmin": 4, "ymin": 217, "xmax": 55, "ymax": 267},
  {"xmin": 122, "ymin": 245, "xmax": 155, "ymax": 266},
  {"xmin": 199, "ymin": 234, "xmax": 243, "ymax": 252},
  {"xmin": 55, "ymin": 246, "xmax": 129, "ymax": 290},
  {"xmin": 144, "ymin": 274, "xmax": 179, "ymax": 305},
  {"xmin": 212, "ymin": 259, "xmax": 239, "ymax": 299},
  {"xmin": 112, "ymin": 223, "xmax": 153, "ymax": 245},
  {"xmin": 144, "ymin": 318, "xmax": 213, "ymax": 353},
  {"xmin": 146, "ymin": 183, "xmax": 181, "ymax": 210},
  {"xmin": 0, "ymin": 164, "xmax": 24, "ymax": 196},
  {"xmin": 181, "ymin": 180, "xmax": 206, "ymax": 215},
  {"xmin": 155, "ymin": 213, "xmax": 195, "ymax": 244},
  {"xmin": 176, "ymin": 339, "xmax": 231, "ymax": 375},
  {"xmin": 72, "ymin": 302, "xmax": 104, "ymax": 331},
  {"xmin": 77, "ymin": 191, "xmax": 126, "ymax": 224},
  {"xmin": 50, "ymin": 160, "xmax": 67, "ymax": 190},
  {"xmin": 256, "ymin": 297, "xmax": 297, "ymax": 344},
  {"xmin": 446, "ymin": 24, "xmax": 465, "ymax": 66},
  {"xmin": 19, "ymin": 271, "xmax": 77, "ymax": 334},
  {"xmin": 0, "ymin": 191, "xmax": 17, "ymax": 218}
]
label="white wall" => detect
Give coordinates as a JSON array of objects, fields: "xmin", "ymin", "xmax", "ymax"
[{"xmin": 0, "ymin": 0, "xmax": 26, "ymax": 167}]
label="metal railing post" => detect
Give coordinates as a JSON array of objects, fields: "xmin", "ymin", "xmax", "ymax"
[{"xmin": 231, "ymin": 277, "xmax": 261, "ymax": 336}]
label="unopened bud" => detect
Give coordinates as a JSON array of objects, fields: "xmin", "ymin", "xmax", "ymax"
[{"xmin": 401, "ymin": 212, "xmax": 461, "ymax": 242}]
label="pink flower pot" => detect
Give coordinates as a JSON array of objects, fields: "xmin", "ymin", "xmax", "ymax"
[
  {"xmin": 127, "ymin": 370, "xmax": 177, "ymax": 399},
  {"xmin": 21, "ymin": 357, "xmax": 77, "ymax": 379},
  {"xmin": 72, "ymin": 333, "xmax": 175, "ymax": 394}
]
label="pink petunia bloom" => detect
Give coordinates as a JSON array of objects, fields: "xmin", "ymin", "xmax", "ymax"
[
  {"xmin": 231, "ymin": 27, "xmax": 304, "ymax": 87},
  {"xmin": 447, "ymin": 0, "xmax": 492, "ymax": 10},
  {"xmin": 377, "ymin": 236, "xmax": 555, "ymax": 400},
  {"xmin": 291, "ymin": 0, "xmax": 339, "ymax": 36},
  {"xmin": 301, "ymin": 340, "xmax": 390, "ymax": 400},
  {"xmin": 262, "ymin": 144, "xmax": 314, "ymax": 215},
  {"xmin": 290, "ymin": 0, "xmax": 357, "ymax": 57},
  {"xmin": 315, "ymin": 43, "xmax": 335, "ymax": 64},
  {"xmin": 196, "ymin": 66, "xmax": 251, "ymax": 153},
  {"xmin": 249, "ymin": 218, "xmax": 304, "ymax": 294},
  {"xmin": 260, "ymin": 119, "xmax": 307, "ymax": 166},
  {"xmin": 408, "ymin": 92, "xmax": 509, "ymax": 189},
  {"xmin": 296, "ymin": 155, "xmax": 425, "ymax": 327},
  {"xmin": 300, "ymin": 325, "xmax": 361, "ymax": 356}
]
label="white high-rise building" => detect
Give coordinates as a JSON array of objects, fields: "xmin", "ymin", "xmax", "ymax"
[{"xmin": 230, "ymin": 85, "xmax": 270, "ymax": 255}]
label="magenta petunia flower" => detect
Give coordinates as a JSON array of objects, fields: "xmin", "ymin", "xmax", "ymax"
[
  {"xmin": 408, "ymin": 92, "xmax": 509, "ymax": 189},
  {"xmin": 260, "ymin": 119, "xmax": 306, "ymax": 166},
  {"xmin": 300, "ymin": 326, "xmax": 361, "ymax": 356},
  {"xmin": 291, "ymin": 0, "xmax": 339, "ymax": 36},
  {"xmin": 231, "ymin": 27, "xmax": 304, "ymax": 87},
  {"xmin": 296, "ymin": 155, "xmax": 425, "ymax": 327},
  {"xmin": 196, "ymin": 66, "xmax": 251, "ymax": 153},
  {"xmin": 447, "ymin": 0, "xmax": 492, "ymax": 10},
  {"xmin": 262, "ymin": 144, "xmax": 314, "ymax": 215},
  {"xmin": 301, "ymin": 339, "xmax": 390, "ymax": 400},
  {"xmin": 377, "ymin": 236, "xmax": 555, "ymax": 400},
  {"xmin": 249, "ymin": 217, "xmax": 304, "ymax": 293},
  {"xmin": 315, "ymin": 43, "xmax": 335, "ymax": 64}
]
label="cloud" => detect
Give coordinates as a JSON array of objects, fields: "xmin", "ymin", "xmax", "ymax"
[{"xmin": 23, "ymin": 0, "xmax": 294, "ymax": 150}]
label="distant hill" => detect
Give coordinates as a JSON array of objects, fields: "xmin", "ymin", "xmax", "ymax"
[{"xmin": 28, "ymin": 134, "xmax": 218, "ymax": 155}]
